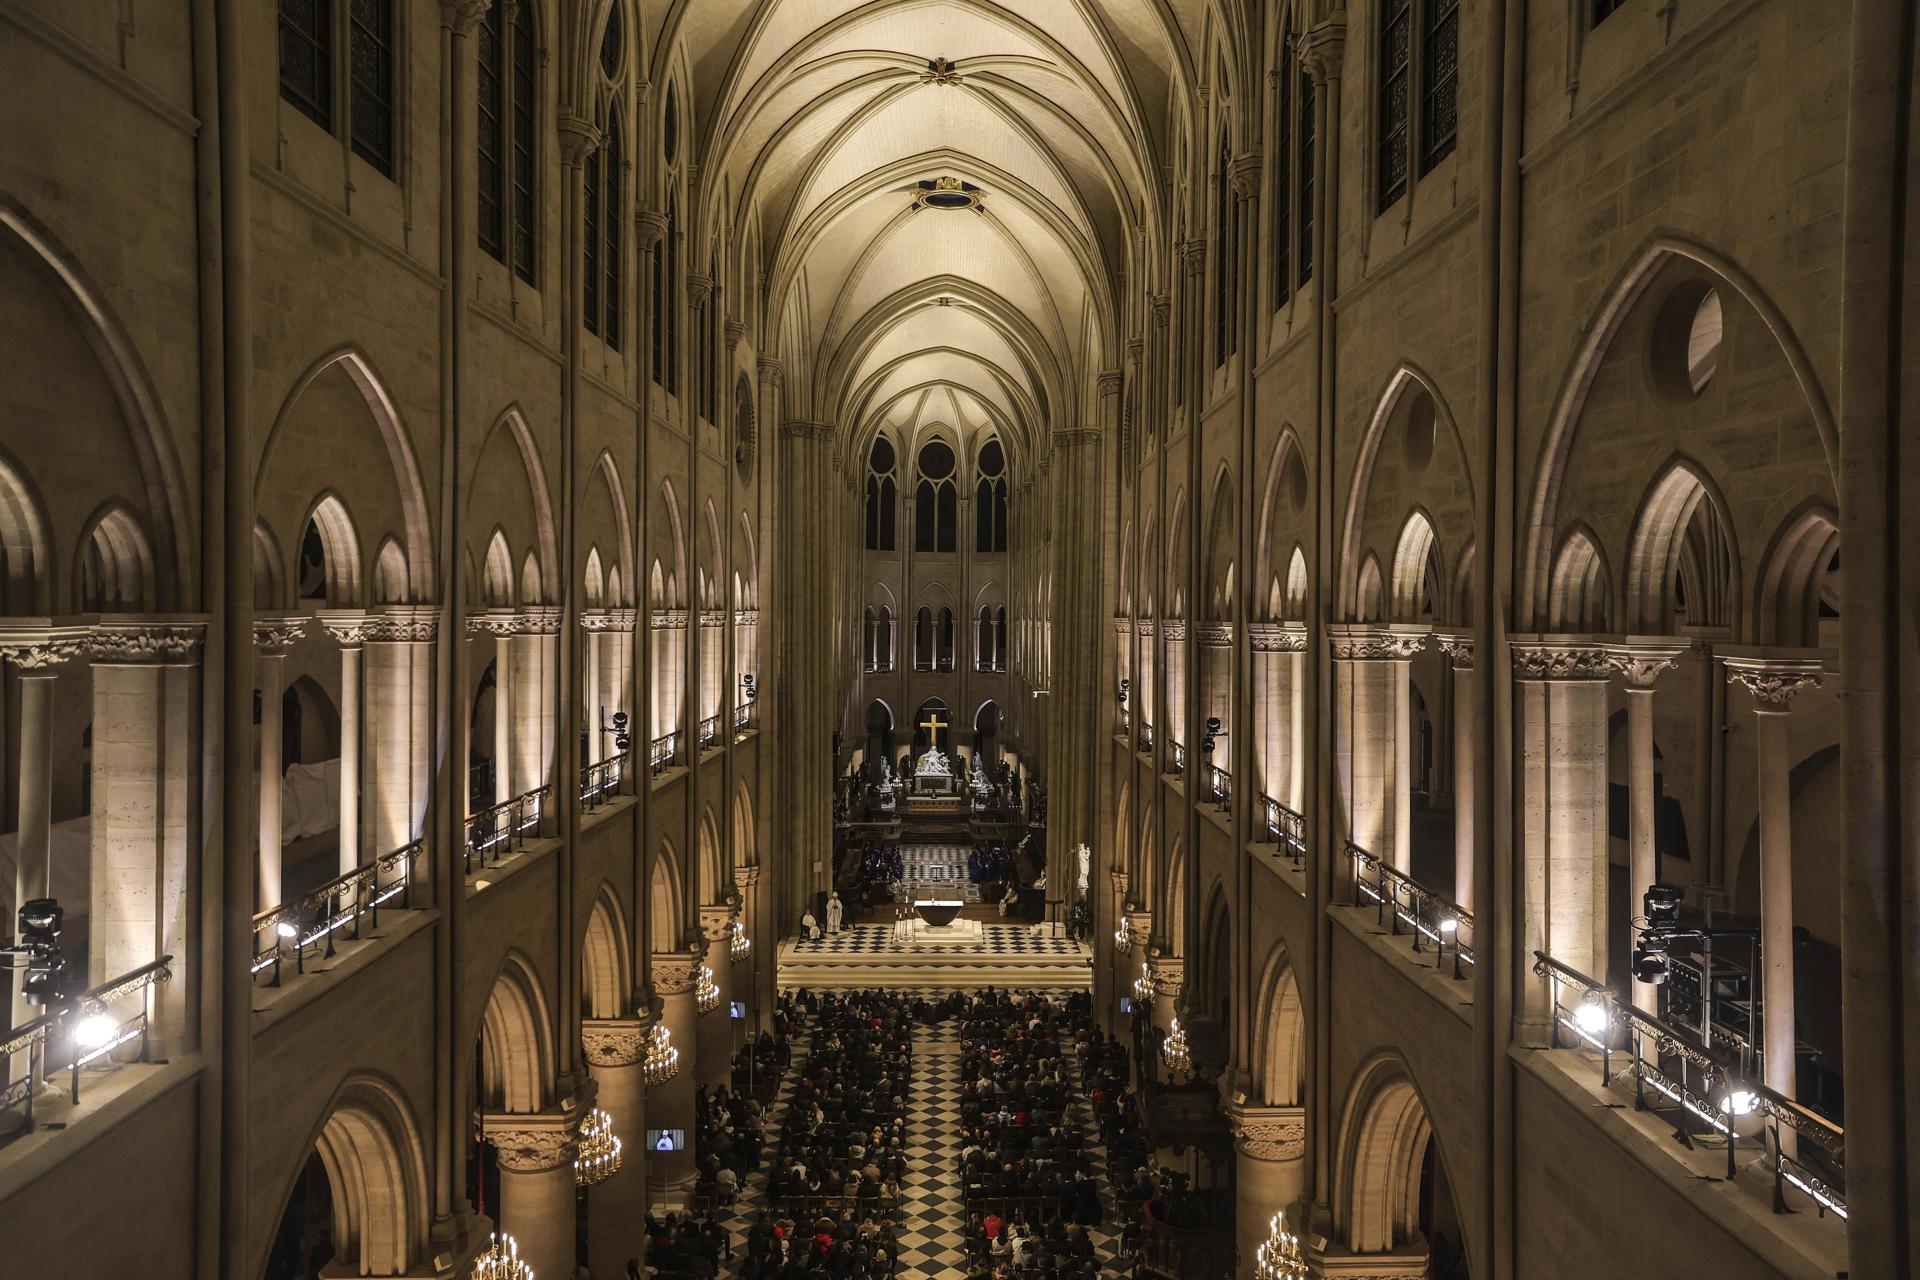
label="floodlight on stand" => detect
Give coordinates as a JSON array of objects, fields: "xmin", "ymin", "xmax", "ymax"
[
  {"xmin": 276, "ymin": 920, "xmax": 299, "ymax": 940},
  {"xmin": 73, "ymin": 1010, "xmax": 118, "ymax": 1052},
  {"xmin": 1437, "ymin": 916, "xmax": 1458, "ymax": 936},
  {"xmin": 1571, "ymin": 993, "xmax": 1611, "ymax": 1039},
  {"xmin": 1717, "ymin": 1081, "xmax": 1768, "ymax": 1139}
]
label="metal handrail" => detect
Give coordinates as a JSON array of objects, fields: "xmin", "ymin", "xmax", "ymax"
[
  {"xmin": 1347, "ymin": 842, "xmax": 1475, "ymax": 973},
  {"xmin": 252, "ymin": 841, "xmax": 423, "ymax": 983},
  {"xmin": 1170, "ymin": 741, "xmax": 1185, "ymax": 774},
  {"xmin": 733, "ymin": 702, "xmax": 752, "ymax": 735},
  {"xmin": 650, "ymin": 732, "xmax": 678, "ymax": 775},
  {"xmin": 463, "ymin": 784, "xmax": 549, "ymax": 874},
  {"xmin": 698, "ymin": 713, "xmax": 721, "ymax": 749},
  {"xmin": 1259, "ymin": 795, "xmax": 1307, "ymax": 867},
  {"xmin": 2, "ymin": 955, "xmax": 173, "ymax": 1135},
  {"xmin": 1204, "ymin": 762, "xmax": 1230, "ymax": 803},
  {"xmin": 580, "ymin": 753, "xmax": 627, "ymax": 809},
  {"xmin": 1533, "ymin": 951, "xmax": 1847, "ymax": 1218},
  {"xmin": 1140, "ymin": 720, "xmax": 1154, "ymax": 751}
]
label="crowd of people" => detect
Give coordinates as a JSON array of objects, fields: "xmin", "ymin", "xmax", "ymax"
[
  {"xmin": 731, "ymin": 989, "xmax": 911, "ymax": 1278},
  {"xmin": 956, "ymin": 990, "xmax": 1116, "ymax": 1280}
]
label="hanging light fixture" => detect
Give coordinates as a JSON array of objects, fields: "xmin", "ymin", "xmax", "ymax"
[
  {"xmin": 1161, "ymin": 1016, "xmax": 1192, "ymax": 1079},
  {"xmin": 1113, "ymin": 913, "xmax": 1132, "ymax": 955},
  {"xmin": 642, "ymin": 1023, "xmax": 679, "ymax": 1084},
  {"xmin": 1131, "ymin": 961, "xmax": 1153, "ymax": 1005},
  {"xmin": 729, "ymin": 918, "xmax": 751, "ymax": 963},
  {"xmin": 1253, "ymin": 1210, "xmax": 1308, "ymax": 1280},
  {"xmin": 575, "ymin": 1107, "xmax": 623, "ymax": 1187},
  {"xmin": 694, "ymin": 963, "xmax": 720, "ymax": 1014},
  {"xmin": 472, "ymin": 1231, "xmax": 533, "ymax": 1280}
]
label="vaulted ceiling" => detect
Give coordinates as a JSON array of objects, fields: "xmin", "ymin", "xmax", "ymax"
[{"xmin": 654, "ymin": 0, "xmax": 1208, "ymax": 476}]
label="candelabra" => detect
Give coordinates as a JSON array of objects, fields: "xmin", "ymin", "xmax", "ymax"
[
  {"xmin": 1253, "ymin": 1210, "xmax": 1307, "ymax": 1280},
  {"xmin": 1113, "ymin": 914, "xmax": 1132, "ymax": 955},
  {"xmin": 729, "ymin": 919, "xmax": 751, "ymax": 963},
  {"xmin": 694, "ymin": 963, "xmax": 720, "ymax": 1014},
  {"xmin": 1161, "ymin": 1015, "xmax": 1192, "ymax": 1079},
  {"xmin": 643, "ymin": 1023, "xmax": 679, "ymax": 1084},
  {"xmin": 1131, "ymin": 961, "xmax": 1153, "ymax": 1005},
  {"xmin": 575, "ymin": 1107, "xmax": 622, "ymax": 1187},
  {"xmin": 472, "ymin": 1232, "xmax": 533, "ymax": 1280}
]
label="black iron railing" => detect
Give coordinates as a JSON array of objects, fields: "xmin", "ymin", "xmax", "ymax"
[
  {"xmin": 252, "ymin": 841, "xmax": 422, "ymax": 983},
  {"xmin": 580, "ymin": 754, "xmax": 627, "ymax": 809},
  {"xmin": 0, "ymin": 955, "xmax": 174, "ymax": 1135},
  {"xmin": 1534, "ymin": 951, "xmax": 1846, "ymax": 1219},
  {"xmin": 1347, "ymin": 842, "xmax": 1475, "ymax": 975},
  {"xmin": 463, "ymin": 785, "xmax": 548, "ymax": 873},
  {"xmin": 650, "ymin": 732, "xmax": 678, "ymax": 775},
  {"xmin": 698, "ymin": 714, "xmax": 721, "ymax": 750},
  {"xmin": 1260, "ymin": 795, "xmax": 1307, "ymax": 867}
]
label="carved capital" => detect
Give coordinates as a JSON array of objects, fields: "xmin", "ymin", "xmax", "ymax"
[
  {"xmin": 1162, "ymin": 619, "xmax": 1187, "ymax": 643},
  {"xmin": 1300, "ymin": 18, "xmax": 1348, "ymax": 84},
  {"xmin": 0, "ymin": 623, "xmax": 90, "ymax": 671},
  {"xmin": 89, "ymin": 620, "xmax": 205, "ymax": 665},
  {"xmin": 1097, "ymin": 370, "xmax": 1124, "ymax": 398},
  {"xmin": 516, "ymin": 605, "xmax": 562, "ymax": 637},
  {"xmin": 1510, "ymin": 636, "xmax": 1615, "ymax": 681},
  {"xmin": 1126, "ymin": 336, "xmax": 1145, "ymax": 363},
  {"xmin": 636, "ymin": 210, "xmax": 668, "ymax": 249},
  {"xmin": 253, "ymin": 615, "xmax": 310, "ymax": 655},
  {"xmin": 442, "ymin": 0, "xmax": 490, "ymax": 35},
  {"xmin": 757, "ymin": 356, "xmax": 784, "ymax": 386},
  {"xmin": 366, "ymin": 607, "xmax": 440, "ymax": 644},
  {"xmin": 725, "ymin": 320, "xmax": 747, "ymax": 352},
  {"xmin": 1051, "ymin": 427, "xmax": 1101, "ymax": 450},
  {"xmin": 1609, "ymin": 637, "xmax": 1690, "ymax": 690},
  {"xmin": 698, "ymin": 609, "xmax": 727, "ymax": 628},
  {"xmin": 556, "ymin": 114, "xmax": 601, "ymax": 167},
  {"xmin": 1722, "ymin": 654, "xmax": 1824, "ymax": 708},
  {"xmin": 1114, "ymin": 617, "xmax": 1134, "ymax": 636},
  {"xmin": 1229, "ymin": 154, "xmax": 1263, "ymax": 201},
  {"xmin": 1147, "ymin": 954, "xmax": 1185, "ymax": 999},
  {"xmin": 1182, "ymin": 239, "xmax": 1208, "ymax": 277},
  {"xmin": 1249, "ymin": 622, "xmax": 1308, "ymax": 653},
  {"xmin": 1136, "ymin": 619, "xmax": 1157, "ymax": 640},
  {"xmin": 1435, "ymin": 631, "xmax": 1474, "ymax": 671},
  {"xmin": 733, "ymin": 864, "xmax": 760, "ymax": 891},
  {"xmin": 1150, "ymin": 294, "xmax": 1171, "ymax": 328},
  {"xmin": 1329, "ymin": 625, "xmax": 1426, "ymax": 661},
  {"xmin": 687, "ymin": 273, "xmax": 713, "ymax": 307},
  {"xmin": 651, "ymin": 953, "xmax": 699, "ymax": 995},
  {"xmin": 779, "ymin": 419, "xmax": 835, "ymax": 441},
  {"xmin": 1227, "ymin": 1102, "xmax": 1306, "ymax": 1161},
  {"xmin": 484, "ymin": 1115, "xmax": 581, "ymax": 1172},
  {"xmin": 698, "ymin": 905, "xmax": 734, "ymax": 943},
  {"xmin": 582, "ymin": 1018, "xmax": 648, "ymax": 1067},
  {"xmin": 1195, "ymin": 622, "xmax": 1234, "ymax": 648},
  {"xmin": 318, "ymin": 610, "xmax": 378, "ymax": 647}
]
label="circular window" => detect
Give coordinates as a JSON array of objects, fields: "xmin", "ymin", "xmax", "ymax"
[
  {"xmin": 918, "ymin": 440, "xmax": 955, "ymax": 480},
  {"xmin": 870, "ymin": 437, "xmax": 895, "ymax": 474},
  {"xmin": 979, "ymin": 439, "xmax": 1004, "ymax": 476},
  {"xmin": 1685, "ymin": 289, "xmax": 1723, "ymax": 393},
  {"xmin": 1401, "ymin": 389, "xmax": 1436, "ymax": 473}
]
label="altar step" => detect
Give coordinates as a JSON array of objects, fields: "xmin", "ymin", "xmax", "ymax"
[{"xmin": 775, "ymin": 926, "xmax": 1093, "ymax": 991}]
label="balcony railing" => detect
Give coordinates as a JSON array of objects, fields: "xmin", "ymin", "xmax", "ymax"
[
  {"xmin": 1259, "ymin": 794, "xmax": 1307, "ymax": 867},
  {"xmin": 252, "ymin": 840, "xmax": 422, "ymax": 983},
  {"xmin": 1140, "ymin": 720, "xmax": 1154, "ymax": 752},
  {"xmin": 733, "ymin": 702, "xmax": 753, "ymax": 736},
  {"xmin": 1347, "ymin": 842, "xmax": 1475, "ymax": 974},
  {"xmin": 580, "ymin": 754, "xmax": 627, "ymax": 810},
  {"xmin": 650, "ymin": 732, "xmax": 678, "ymax": 775},
  {"xmin": 1169, "ymin": 741, "xmax": 1185, "ymax": 774},
  {"xmin": 1, "ymin": 955, "xmax": 173, "ymax": 1137},
  {"xmin": 1535, "ymin": 951, "xmax": 1847, "ymax": 1219},
  {"xmin": 698, "ymin": 714, "xmax": 721, "ymax": 750},
  {"xmin": 463, "ymin": 784, "xmax": 548, "ymax": 874},
  {"xmin": 1204, "ymin": 763, "xmax": 1230, "ymax": 804}
]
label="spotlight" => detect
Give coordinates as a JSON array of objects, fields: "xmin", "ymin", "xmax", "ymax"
[
  {"xmin": 15, "ymin": 898, "xmax": 66, "ymax": 1007},
  {"xmin": 1630, "ymin": 944, "xmax": 1671, "ymax": 985},
  {"xmin": 1572, "ymin": 995, "xmax": 1610, "ymax": 1038},
  {"xmin": 1643, "ymin": 884, "xmax": 1683, "ymax": 931},
  {"xmin": 276, "ymin": 920, "xmax": 299, "ymax": 940},
  {"xmin": 73, "ymin": 1011, "xmax": 118, "ymax": 1051},
  {"xmin": 1437, "ymin": 916, "xmax": 1459, "ymax": 936}
]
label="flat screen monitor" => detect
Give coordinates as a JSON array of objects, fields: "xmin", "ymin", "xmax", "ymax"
[
  {"xmin": 647, "ymin": 1128, "xmax": 685, "ymax": 1152},
  {"xmin": 1120, "ymin": 997, "xmax": 1134, "ymax": 1014},
  {"xmin": 729, "ymin": 1000, "xmax": 747, "ymax": 1019}
]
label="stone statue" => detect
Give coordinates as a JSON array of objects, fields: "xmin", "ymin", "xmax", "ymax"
[
  {"xmin": 1076, "ymin": 842, "xmax": 1091, "ymax": 897},
  {"xmin": 826, "ymin": 891, "xmax": 844, "ymax": 935}
]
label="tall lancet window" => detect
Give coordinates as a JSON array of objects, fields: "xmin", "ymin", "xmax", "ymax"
[
  {"xmin": 975, "ymin": 439, "xmax": 1007, "ymax": 553},
  {"xmin": 478, "ymin": 0, "xmax": 538, "ymax": 283},
  {"xmin": 865, "ymin": 437, "xmax": 897, "ymax": 551},
  {"xmin": 915, "ymin": 440, "xmax": 957, "ymax": 553},
  {"xmin": 584, "ymin": 8, "xmax": 624, "ymax": 348}
]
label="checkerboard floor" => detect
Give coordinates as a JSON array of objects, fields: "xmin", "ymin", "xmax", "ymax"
[{"xmin": 787, "ymin": 924, "xmax": 1081, "ymax": 956}]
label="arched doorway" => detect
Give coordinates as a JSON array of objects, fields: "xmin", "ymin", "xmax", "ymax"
[
  {"xmin": 864, "ymin": 699, "xmax": 895, "ymax": 780},
  {"xmin": 1335, "ymin": 1056, "xmax": 1469, "ymax": 1278},
  {"xmin": 973, "ymin": 699, "xmax": 1001, "ymax": 766},
  {"xmin": 264, "ymin": 1079, "xmax": 428, "ymax": 1279}
]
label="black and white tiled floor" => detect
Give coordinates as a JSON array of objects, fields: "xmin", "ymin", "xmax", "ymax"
[{"xmin": 787, "ymin": 925, "xmax": 1081, "ymax": 956}]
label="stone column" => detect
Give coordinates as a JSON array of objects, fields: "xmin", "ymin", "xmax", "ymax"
[
  {"xmin": 583, "ymin": 1017, "xmax": 650, "ymax": 1278},
  {"xmin": 87, "ymin": 621, "xmax": 202, "ymax": 1002},
  {"xmin": 777, "ymin": 419, "xmax": 838, "ymax": 922},
  {"xmin": 697, "ymin": 906, "xmax": 734, "ymax": 1089},
  {"xmin": 647, "ymin": 951, "xmax": 701, "ymax": 1197},
  {"xmin": 319, "ymin": 613, "xmax": 374, "ymax": 872},
  {"xmin": 1722, "ymin": 655, "xmax": 1823, "ymax": 1107},
  {"xmin": 1511, "ymin": 639, "xmax": 1614, "ymax": 1031},
  {"xmin": 253, "ymin": 616, "xmax": 307, "ymax": 909},
  {"xmin": 366, "ymin": 609, "xmax": 436, "ymax": 869},
  {"xmin": 1147, "ymin": 952, "xmax": 1184, "ymax": 1036},
  {"xmin": 1227, "ymin": 1101, "xmax": 1309, "ymax": 1279},
  {"xmin": 484, "ymin": 1111, "xmax": 582, "ymax": 1280},
  {"xmin": 0, "ymin": 628, "xmax": 85, "ymax": 1028},
  {"xmin": 1609, "ymin": 639, "xmax": 1688, "ymax": 1018},
  {"xmin": 1329, "ymin": 627, "xmax": 1426, "ymax": 871},
  {"xmin": 1436, "ymin": 635, "xmax": 1475, "ymax": 910},
  {"xmin": 734, "ymin": 865, "xmax": 764, "ymax": 1025},
  {"xmin": 490, "ymin": 614, "xmax": 515, "ymax": 802},
  {"xmin": 515, "ymin": 607, "xmax": 561, "ymax": 813},
  {"xmin": 1043, "ymin": 412, "xmax": 1107, "ymax": 927}
]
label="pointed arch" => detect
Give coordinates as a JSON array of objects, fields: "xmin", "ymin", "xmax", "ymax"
[
  {"xmin": 294, "ymin": 1075, "xmax": 430, "ymax": 1279},
  {"xmin": 733, "ymin": 782, "xmax": 758, "ymax": 868},
  {"xmin": 649, "ymin": 839, "xmax": 686, "ymax": 953},
  {"xmin": 1354, "ymin": 554, "xmax": 1384, "ymax": 625},
  {"xmin": 301, "ymin": 491, "xmax": 365, "ymax": 607},
  {"xmin": 483, "ymin": 529, "xmax": 515, "ymax": 607},
  {"xmin": 0, "ymin": 447, "xmax": 51, "ymax": 614},
  {"xmin": 374, "ymin": 538, "xmax": 410, "ymax": 605},
  {"xmin": 1252, "ymin": 945, "xmax": 1306, "ymax": 1107},
  {"xmin": 73, "ymin": 502, "xmax": 156, "ymax": 613},
  {"xmin": 478, "ymin": 950, "xmax": 556, "ymax": 1114},
  {"xmin": 1547, "ymin": 526, "xmax": 1611, "ymax": 633},
  {"xmin": 697, "ymin": 805, "xmax": 726, "ymax": 904},
  {"xmin": 1334, "ymin": 1054, "xmax": 1445, "ymax": 1257},
  {"xmin": 253, "ymin": 520, "xmax": 285, "ymax": 611},
  {"xmin": 1754, "ymin": 502, "xmax": 1839, "ymax": 647},
  {"xmin": 584, "ymin": 545, "xmax": 606, "ymax": 608},
  {"xmin": 581, "ymin": 885, "xmax": 631, "ymax": 1020},
  {"xmin": 590, "ymin": 450, "xmax": 636, "ymax": 605},
  {"xmin": 1624, "ymin": 457, "xmax": 1740, "ymax": 634},
  {"xmin": 1388, "ymin": 510, "xmax": 1441, "ymax": 623},
  {"xmin": 476, "ymin": 406, "xmax": 562, "ymax": 603}
]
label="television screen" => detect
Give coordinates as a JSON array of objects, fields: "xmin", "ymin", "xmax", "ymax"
[
  {"xmin": 729, "ymin": 1000, "xmax": 747, "ymax": 1019},
  {"xmin": 647, "ymin": 1128, "xmax": 685, "ymax": 1152},
  {"xmin": 1120, "ymin": 997, "xmax": 1134, "ymax": 1014}
]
